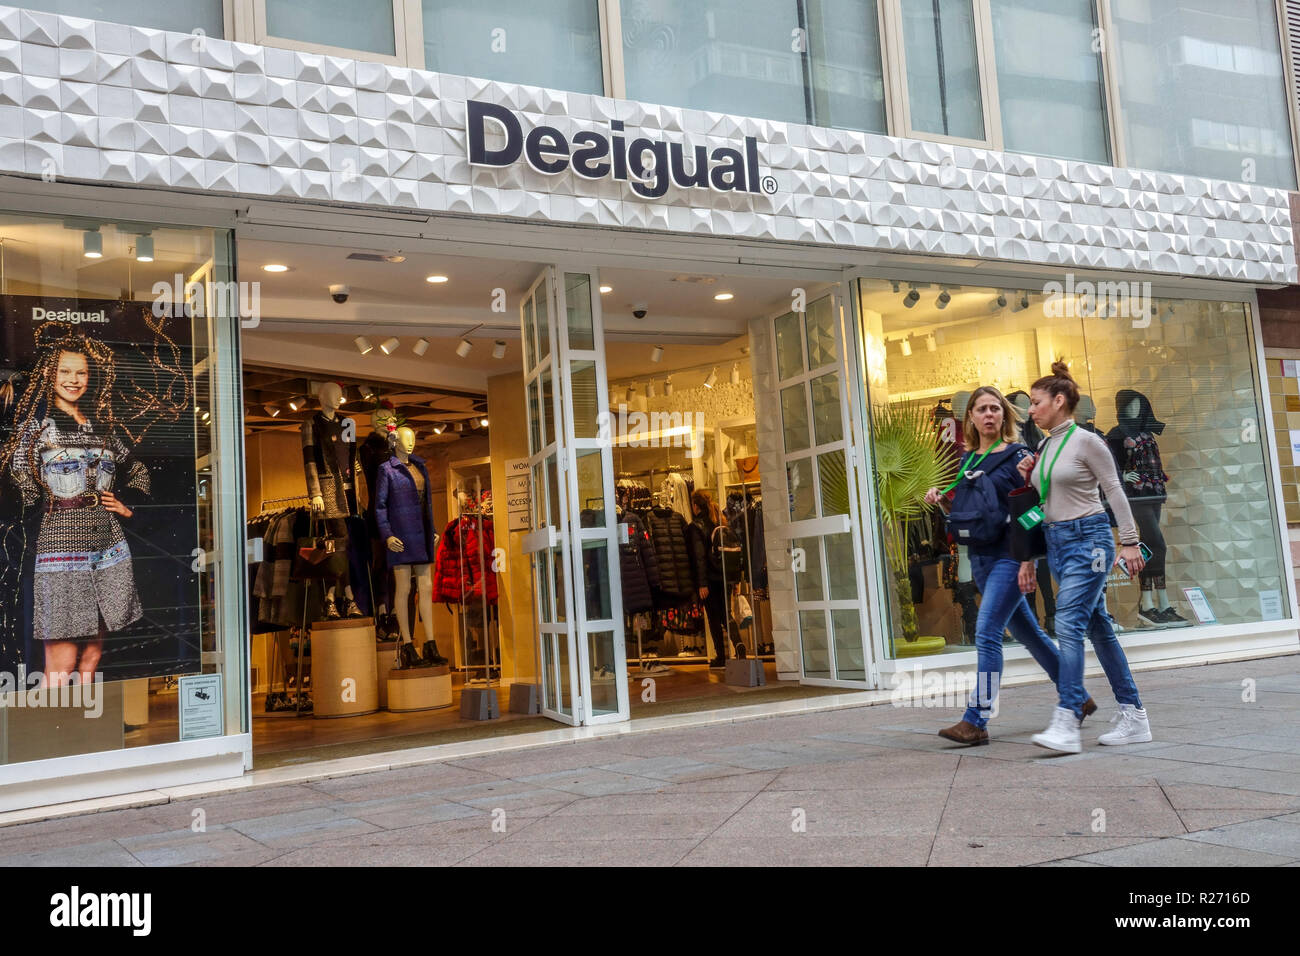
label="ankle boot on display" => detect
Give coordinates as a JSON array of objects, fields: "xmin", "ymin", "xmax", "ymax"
[
  {"xmin": 421, "ymin": 640, "xmax": 448, "ymax": 666},
  {"xmin": 397, "ymin": 642, "xmax": 422, "ymax": 669},
  {"xmin": 322, "ymin": 596, "xmax": 340, "ymax": 621},
  {"xmin": 342, "ymin": 598, "xmax": 363, "ymax": 618}
]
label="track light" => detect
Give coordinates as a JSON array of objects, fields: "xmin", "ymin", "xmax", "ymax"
[
  {"xmin": 890, "ymin": 280, "xmax": 901, "ymax": 293},
  {"xmin": 664, "ymin": 376, "xmax": 673, "ymax": 396},
  {"xmin": 380, "ymin": 337, "xmax": 400, "ymax": 355},
  {"xmin": 925, "ymin": 333, "xmax": 937, "ymax": 352},
  {"xmin": 730, "ymin": 363, "xmax": 740, "ymax": 385},
  {"xmin": 360, "ymin": 384, "xmax": 377, "ymax": 401},
  {"xmin": 935, "ymin": 289, "xmax": 951, "ymax": 310},
  {"xmin": 646, "ymin": 380, "xmax": 656, "ymax": 398},
  {"xmin": 264, "ymin": 403, "xmax": 280, "ymax": 418},
  {"xmin": 287, "ymin": 395, "xmax": 306, "ymax": 411},
  {"xmin": 456, "ymin": 339, "xmax": 473, "ymax": 358},
  {"xmin": 454, "ymin": 422, "xmax": 465, "ymax": 433},
  {"xmin": 354, "ymin": 336, "xmax": 373, "ymax": 355},
  {"xmin": 82, "ymin": 229, "xmax": 102, "ymax": 259},
  {"xmin": 900, "ymin": 337, "xmax": 912, "ymax": 357},
  {"xmin": 903, "ymin": 287, "xmax": 919, "ymax": 308},
  {"xmin": 492, "ymin": 340, "xmax": 506, "ymax": 359},
  {"xmin": 135, "ymin": 235, "xmax": 154, "ymax": 262},
  {"xmin": 479, "ymin": 417, "xmax": 489, "ymax": 428},
  {"xmin": 432, "ymin": 423, "xmax": 445, "ymax": 434},
  {"xmin": 988, "ymin": 293, "xmax": 1007, "ymax": 313},
  {"xmin": 650, "ymin": 345, "xmax": 664, "ymax": 363},
  {"xmin": 413, "ymin": 338, "xmax": 430, "ymax": 357},
  {"xmin": 704, "ymin": 367, "xmax": 718, "ymax": 389},
  {"xmin": 1011, "ymin": 292, "xmax": 1030, "ymax": 313}
]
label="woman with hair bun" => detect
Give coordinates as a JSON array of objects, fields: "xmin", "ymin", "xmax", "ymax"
[{"xmin": 1018, "ymin": 360, "xmax": 1153, "ymax": 753}]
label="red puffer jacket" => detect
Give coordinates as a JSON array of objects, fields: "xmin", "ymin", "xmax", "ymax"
[{"xmin": 433, "ymin": 515, "xmax": 499, "ymax": 604}]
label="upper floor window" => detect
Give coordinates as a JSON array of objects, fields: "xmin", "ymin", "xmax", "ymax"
[
  {"xmin": 262, "ymin": 0, "xmax": 399, "ymax": 57},
  {"xmin": 15, "ymin": 0, "xmax": 225, "ymax": 36},
  {"xmin": 421, "ymin": 0, "xmax": 604, "ymax": 94},
  {"xmin": 1111, "ymin": 0, "xmax": 1297, "ymax": 189},
  {"xmin": 896, "ymin": 0, "xmax": 986, "ymax": 141}
]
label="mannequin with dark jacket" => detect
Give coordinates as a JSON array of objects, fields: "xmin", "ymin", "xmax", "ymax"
[
  {"xmin": 686, "ymin": 489, "xmax": 729, "ymax": 668},
  {"xmin": 301, "ymin": 382, "xmax": 362, "ymax": 619},
  {"xmin": 1106, "ymin": 390, "xmax": 1186, "ymax": 627}
]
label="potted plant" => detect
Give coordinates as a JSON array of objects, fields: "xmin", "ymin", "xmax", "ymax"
[{"xmin": 870, "ymin": 402, "xmax": 957, "ymax": 647}]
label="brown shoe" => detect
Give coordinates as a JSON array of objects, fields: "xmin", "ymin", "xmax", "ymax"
[
  {"xmin": 1082, "ymin": 696, "xmax": 1098, "ymax": 720},
  {"xmin": 938, "ymin": 720, "xmax": 989, "ymax": 746}
]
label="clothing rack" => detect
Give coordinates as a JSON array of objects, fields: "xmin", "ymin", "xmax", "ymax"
[{"xmin": 259, "ymin": 493, "xmax": 310, "ymax": 512}]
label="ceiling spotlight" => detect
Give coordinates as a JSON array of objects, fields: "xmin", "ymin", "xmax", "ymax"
[
  {"xmin": 650, "ymin": 345, "xmax": 664, "ymax": 363},
  {"xmin": 925, "ymin": 333, "xmax": 937, "ymax": 352},
  {"xmin": 988, "ymin": 293, "xmax": 1007, "ymax": 312},
  {"xmin": 135, "ymin": 235, "xmax": 154, "ymax": 262},
  {"xmin": 413, "ymin": 338, "xmax": 430, "ymax": 357},
  {"xmin": 354, "ymin": 336, "xmax": 373, "ymax": 355},
  {"xmin": 903, "ymin": 287, "xmax": 919, "ymax": 308},
  {"xmin": 704, "ymin": 367, "xmax": 718, "ymax": 389},
  {"xmin": 935, "ymin": 289, "xmax": 951, "ymax": 310},
  {"xmin": 599, "ymin": 285, "xmax": 612, "ymax": 294},
  {"xmin": 492, "ymin": 340, "xmax": 507, "ymax": 360},
  {"xmin": 432, "ymin": 423, "xmax": 445, "ymax": 434},
  {"xmin": 341, "ymin": 385, "xmax": 362, "ymax": 404},
  {"xmin": 262, "ymin": 263, "xmax": 289, "ymax": 273},
  {"xmin": 454, "ymin": 422, "xmax": 465, "ymax": 433},
  {"xmin": 360, "ymin": 384, "xmax": 377, "ymax": 401},
  {"xmin": 82, "ymin": 229, "xmax": 102, "ymax": 259},
  {"xmin": 456, "ymin": 339, "xmax": 473, "ymax": 358},
  {"xmin": 646, "ymin": 380, "xmax": 656, "ymax": 398},
  {"xmin": 714, "ymin": 292, "xmax": 734, "ymax": 302},
  {"xmin": 380, "ymin": 337, "xmax": 400, "ymax": 355},
  {"xmin": 730, "ymin": 363, "xmax": 740, "ymax": 385},
  {"xmin": 264, "ymin": 403, "xmax": 280, "ymax": 418},
  {"xmin": 664, "ymin": 376, "xmax": 673, "ymax": 396},
  {"xmin": 900, "ymin": 337, "xmax": 912, "ymax": 357},
  {"xmin": 1011, "ymin": 292, "xmax": 1030, "ymax": 313},
  {"xmin": 426, "ymin": 274, "xmax": 448, "ymax": 284},
  {"xmin": 287, "ymin": 395, "xmax": 307, "ymax": 411},
  {"xmin": 479, "ymin": 417, "xmax": 489, "ymax": 428},
  {"xmin": 890, "ymin": 280, "xmax": 901, "ymax": 293}
]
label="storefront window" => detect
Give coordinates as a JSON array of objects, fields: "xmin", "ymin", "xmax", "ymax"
[
  {"xmin": 422, "ymin": 0, "xmax": 603, "ymax": 95},
  {"xmin": 14, "ymin": 1, "xmax": 226, "ymax": 36},
  {"xmin": 265, "ymin": 0, "xmax": 396, "ymax": 56},
  {"xmin": 899, "ymin": 0, "xmax": 985, "ymax": 141},
  {"xmin": 0, "ymin": 211, "xmax": 245, "ymax": 763},
  {"xmin": 622, "ymin": 0, "xmax": 887, "ymax": 132},
  {"xmin": 858, "ymin": 277, "xmax": 1290, "ymax": 659},
  {"xmin": 1111, "ymin": 0, "xmax": 1297, "ymax": 189}
]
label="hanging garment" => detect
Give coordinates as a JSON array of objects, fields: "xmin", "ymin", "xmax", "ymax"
[
  {"xmin": 433, "ymin": 514, "xmax": 499, "ymax": 604},
  {"xmin": 618, "ymin": 511, "xmax": 660, "ymax": 613},
  {"xmin": 662, "ymin": 473, "xmax": 693, "ymax": 521},
  {"xmin": 643, "ymin": 506, "xmax": 694, "ymax": 603}
]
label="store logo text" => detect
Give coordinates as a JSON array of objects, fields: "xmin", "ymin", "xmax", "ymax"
[{"xmin": 32, "ymin": 307, "xmax": 107, "ymax": 325}]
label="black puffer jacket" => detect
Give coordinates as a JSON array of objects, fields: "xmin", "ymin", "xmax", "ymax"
[
  {"xmin": 619, "ymin": 512, "xmax": 660, "ymax": 613},
  {"xmin": 645, "ymin": 507, "xmax": 694, "ymax": 601},
  {"xmin": 686, "ymin": 515, "xmax": 724, "ymax": 589}
]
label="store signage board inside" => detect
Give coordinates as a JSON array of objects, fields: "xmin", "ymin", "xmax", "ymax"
[
  {"xmin": 467, "ymin": 100, "xmax": 779, "ymax": 199},
  {"xmin": 504, "ymin": 456, "xmax": 531, "ymax": 531},
  {"xmin": 1182, "ymin": 587, "xmax": 1216, "ymax": 624},
  {"xmin": 178, "ymin": 674, "xmax": 223, "ymax": 740}
]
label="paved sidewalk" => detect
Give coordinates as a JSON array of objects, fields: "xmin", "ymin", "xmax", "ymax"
[{"xmin": 2, "ymin": 655, "xmax": 1299, "ymax": 867}]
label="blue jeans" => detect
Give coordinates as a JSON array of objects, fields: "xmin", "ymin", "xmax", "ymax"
[
  {"xmin": 961, "ymin": 552, "xmax": 1074, "ymax": 729},
  {"xmin": 1045, "ymin": 514, "xmax": 1143, "ymax": 719}
]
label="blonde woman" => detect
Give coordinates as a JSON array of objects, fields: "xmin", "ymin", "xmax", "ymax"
[{"xmin": 924, "ymin": 386, "xmax": 1095, "ymax": 745}]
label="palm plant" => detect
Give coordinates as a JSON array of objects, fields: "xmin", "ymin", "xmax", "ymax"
[{"xmin": 871, "ymin": 402, "xmax": 957, "ymax": 641}]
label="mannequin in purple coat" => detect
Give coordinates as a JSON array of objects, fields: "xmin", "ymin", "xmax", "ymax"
[{"xmin": 375, "ymin": 426, "xmax": 445, "ymax": 665}]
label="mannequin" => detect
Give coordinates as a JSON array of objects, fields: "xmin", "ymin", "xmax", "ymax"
[
  {"xmin": 1107, "ymin": 390, "xmax": 1186, "ymax": 627},
  {"xmin": 359, "ymin": 402, "xmax": 399, "ymax": 640},
  {"xmin": 301, "ymin": 382, "xmax": 361, "ymax": 619},
  {"xmin": 375, "ymin": 426, "xmax": 447, "ymax": 667},
  {"xmin": 1007, "ymin": 390, "xmax": 1044, "ymax": 452}
]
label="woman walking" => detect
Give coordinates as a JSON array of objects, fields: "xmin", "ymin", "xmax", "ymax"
[
  {"xmin": 686, "ymin": 489, "xmax": 730, "ymax": 669},
  {"xmin": 1019, "ymin": 361, "xmax": 1153, "ymax": 753},
  {"xmin": 925, "ymin": 386, "xmax": 1095, "ymax": 745}
]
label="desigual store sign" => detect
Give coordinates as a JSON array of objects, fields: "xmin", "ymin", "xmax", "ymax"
[{"xmin": 467, "ymin": 100, "xmax": 779, "ymax": 198}]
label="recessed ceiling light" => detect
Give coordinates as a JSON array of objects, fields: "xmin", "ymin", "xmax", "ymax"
[
  {"xmin": 426, "ymin": 274, "xmax": 449, "ymax": 284},
  {"xmin": 599, "ymin": 285, "xmax": 612, "ymax": 294},
  {"xmin": 479, "ymin": 417, "xmax": 489, "ymax": 428},
  {"xmin": 135, "ymin": 235, "xmax": 154, "ymax": 262},
  {"xmin": 714, "ymin": 292, "xmax": 734, "ymax": 301},
  {"xmin": 262, "ymin": 263, "xmax": 289, "ymax": 273},
  {"xmin": 383, "ymin": 254, "xmax": 406, "ymax": 263}
]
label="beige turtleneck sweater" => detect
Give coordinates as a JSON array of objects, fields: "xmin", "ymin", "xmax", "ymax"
[{"xmin": 1029, "ymin": 419, "xmax": 1139, "ymax": 545}]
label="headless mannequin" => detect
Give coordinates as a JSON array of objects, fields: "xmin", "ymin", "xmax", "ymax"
[
  {"xmin": 386, "ymin": 427, "xmax": 444, "ymax": 663},
  {"xmin": 304, "ymin": 382, "xmax": 359, "ymax": 617}
]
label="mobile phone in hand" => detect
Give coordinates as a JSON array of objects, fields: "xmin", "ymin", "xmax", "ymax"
[{"xmin": 1117, "ymin": 541, "xmax": 1153, "ymax": 576}]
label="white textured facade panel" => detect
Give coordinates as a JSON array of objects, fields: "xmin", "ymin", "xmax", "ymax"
[{"xmin": 0, "ymin": 4, "xmax": 1295, "ymax": 283}]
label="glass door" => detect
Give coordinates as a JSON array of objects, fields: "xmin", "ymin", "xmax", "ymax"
[
  {"xmin": 770, "ymin": 283, "xmax": 878, "ymax": 686},
  {"xmin": 519, "ymin": 266, "xmax": 628, "ymax": 725}
]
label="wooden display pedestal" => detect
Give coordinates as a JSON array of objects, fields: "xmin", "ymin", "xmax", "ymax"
[
  {"xmin": 460, "ymin": 686, "xmax": 499, "ymax": 721},
  {"xmin": 376, "ymin": 640, "xmax": 399, "ymax": 709},
  {"xmin": 386, "ymin": 666, "xmax": 453, "ymax": 713},
  {"xmin": 311, "ymin": 617, "xmax": 379, "ymax": 718},
  {"xmin": 0, "ymin": 680, "xmax": 125, "ymax": 763},
  {"xmin": 508, "ymin": 683, "xmax": 541, "ymax": 715},
  {"xmin": 725, "ymin": 658, "xmax": 767, "ymax": 687}
]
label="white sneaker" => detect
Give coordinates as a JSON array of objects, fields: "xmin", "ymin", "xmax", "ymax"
[
  {"xmin": 1098, "ymin": 704, "xmax": 1152, "ymax": 745},
  {"xmin": 1031, "ymin": 706, "xmax": 1083, "ymax": 754}
]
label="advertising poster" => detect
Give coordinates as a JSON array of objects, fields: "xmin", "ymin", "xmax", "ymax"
[{"xmin": 0, "ymin": 295, "xmax": 201, "ymax": 683}]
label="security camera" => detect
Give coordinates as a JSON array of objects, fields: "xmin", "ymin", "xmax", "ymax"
[
  {"xmin": 632, "ymin": 302, "xmax": 648, "ymax": 320},
  {"xmin": 329, "ymin": 284, "xmax": 350, "ymax": 304}
]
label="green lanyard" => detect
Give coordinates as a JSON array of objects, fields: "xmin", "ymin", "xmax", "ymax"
[
  {"xmin": 941, "ymin": 442, "xmax": 1002, "ymax": 495},
  {"xmin": 1038, "ymin": 424, "xmax": 1077, "ymax": 504}
]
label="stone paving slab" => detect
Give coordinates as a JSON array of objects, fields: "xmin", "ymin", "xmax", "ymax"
[{"xmin": 1072, "ymin": 837, "xmax": 1296, "ymax": 867}]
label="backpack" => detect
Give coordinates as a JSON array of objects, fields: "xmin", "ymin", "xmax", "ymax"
[{"xmin": 946, "ymin": 451, "xmax": 1011, "ymax": 546}]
